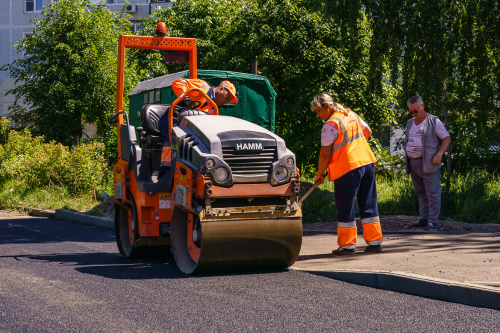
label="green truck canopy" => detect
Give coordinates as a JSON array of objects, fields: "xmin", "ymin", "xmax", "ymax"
[{"xmin": 128, "ymin": 70, "xmax": 277, "ymax": 132}]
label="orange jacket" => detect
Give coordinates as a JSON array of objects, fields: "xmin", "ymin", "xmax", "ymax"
[
  {"xmin": 171, "ymin": 78, "xmax": 212, "ymax": 112},
  {"xmin": 326, "ymin": 111, "xmax": 377, "ymax": 181}
]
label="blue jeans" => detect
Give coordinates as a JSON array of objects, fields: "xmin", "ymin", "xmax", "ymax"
[{"xmin": 334, "ymin": 163, "xmax": 379, "ymax": 222}]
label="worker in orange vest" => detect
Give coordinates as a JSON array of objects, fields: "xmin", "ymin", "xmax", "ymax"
[
  {"xmin": 158, "ymin": 78, "xmax": 238, "ymax": 137},
  {"xmin": 311, "ymin": 93, "xmax": 383, "ymax": 254},
  {"xmin": 158, "ymin": 79, "xmax": 238, "ymax": 177}
]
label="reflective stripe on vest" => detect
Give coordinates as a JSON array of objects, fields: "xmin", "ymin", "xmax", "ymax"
[
  {"xmin": 179, "ymin": 79, "xmax": 209, "ymax": 92},
  {"xmin": 330, "ymin": 116, "xmax": 366, "ymax": 153},
  {"xmin": 326, "ymin": 111, "xmax": 377, "ymax": 181},
  {"xmin": 172, "ymin": 79, "xmax": 212, "ymax": 112}
]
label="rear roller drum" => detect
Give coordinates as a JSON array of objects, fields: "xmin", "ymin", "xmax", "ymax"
[{"xmin": 115, "ymin": 192, "xmax": 143, "ymax": 258}]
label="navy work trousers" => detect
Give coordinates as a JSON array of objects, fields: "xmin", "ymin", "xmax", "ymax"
[{"xmin": 334, "ymin": 163, "xmax": 379, "ymax": 223}]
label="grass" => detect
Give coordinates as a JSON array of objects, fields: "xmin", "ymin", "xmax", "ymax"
[
  {"xmin": 300, "ymin": 169, "xmax": 500, "ymax": 224},
  {"xmin": 0, "ymin": 185, "xmax": 107, "ymax": 213}
]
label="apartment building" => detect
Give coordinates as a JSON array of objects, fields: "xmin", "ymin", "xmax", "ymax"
[{"xmin": 0, "ymin": 0, "xmax": 173, "ymax": 118}]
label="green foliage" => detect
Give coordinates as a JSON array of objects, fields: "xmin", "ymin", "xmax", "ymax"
[
  {"xmin": 134, "ymin": 0, "xmax": 397, "ymax": 168},
  {"xmin": 132, "ymin": 0, "xmax": 499, "ymax": 174},
  {"xmin": 301, "ymin": 189, "xmax": 337, "ymax": 223},
  {"xmin": 441, "ymin": 170, "xmax": 500, "ymax": 223},
  {"xmin": 364, "ymin": 0, "xmax": 500, "ymax": 173},
  {"xmin": 0, "ymin": 118, "xmax": 9, "ymax": 144},
  {"xmin": 370, "ymin": 138, "xmax": 405, "ymax": 179},
  {"xmin": 301, "ymin": 170, "xmax": 500, "ymax": 224},
  {"xmin": 0, "ymin": 129, "xmax": 107, "ymax": 197},
  {"xmin": 0, "ymin": 186, "xmax": 100, "ymax": 212},
  {"xmin": 1, "ymin": 0, "xmax": 137, "ymax": 147}
]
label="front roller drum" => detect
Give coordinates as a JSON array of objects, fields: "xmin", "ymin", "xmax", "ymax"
[{"xmin": 171, "ymin": 207, "xmax": 302, "ymax": 274}]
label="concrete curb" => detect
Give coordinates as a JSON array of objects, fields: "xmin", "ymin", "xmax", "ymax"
[
  {"xmin": 55, "ymin": 209, "xmax": 114, "ymax": 230},
  {"xmin": 292, "ymin": 268, "xmax": 500, "ymax": 311}
]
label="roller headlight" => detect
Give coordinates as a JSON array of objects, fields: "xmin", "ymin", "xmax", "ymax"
[
  {"xmin": 286, "ymin": 157, "xmax": 294, "ymax": 167},
  {"xmin": 274, "ymin": 166, "xmax": 288, "ymax": 182},
  {"xmin": 214, "ymin": 167, "xmax": 229, "ymax": 183},
  {"xmin": 205, "ymin": 159, "xmax": 215, "ymax": 168}
]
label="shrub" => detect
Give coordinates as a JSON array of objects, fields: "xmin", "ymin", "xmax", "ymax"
[{"xmin": 0, "ymin": 129, "xmax": 107, "ymax": 197}]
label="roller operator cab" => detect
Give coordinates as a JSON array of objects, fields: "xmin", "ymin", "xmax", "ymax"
[{"xmin": 112, "ymin": 31, "xmax": 302, "ymax": 275}]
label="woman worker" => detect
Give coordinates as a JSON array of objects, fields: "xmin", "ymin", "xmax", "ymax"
[{"xmin": 310, "ymin": 93, "xmax": 383, "ymax": 254}]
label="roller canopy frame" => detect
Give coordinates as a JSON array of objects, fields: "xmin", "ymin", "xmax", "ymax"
[{"xmin": 114, "ymin": 35, "xmax": 197, "ymax": 161}]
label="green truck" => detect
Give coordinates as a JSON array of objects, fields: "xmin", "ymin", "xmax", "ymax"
[{"xmin": 128, "ymin": 69, "xmax": 277, "ymax": 133}]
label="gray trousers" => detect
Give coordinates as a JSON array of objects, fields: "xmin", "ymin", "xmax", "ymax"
[{"xmin": 409, "ymin": 158, "xmax": 441, "ymax": 224}]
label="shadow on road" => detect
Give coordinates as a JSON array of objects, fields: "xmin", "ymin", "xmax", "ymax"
[
  {"xmin": 1, "ymin": 252, "xmax": 290, "ymax": 280},
  {"xmin": 0, "ymin": 217, "xmax": 115, "ymax": 245}
]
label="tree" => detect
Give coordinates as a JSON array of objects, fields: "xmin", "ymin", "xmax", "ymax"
[
  {"xmin": 2, "ymin": 0, "xmax": 137, "ymax": 147},
  {"xmin": 135, "ymin": 0, "xmax": 397, "ymax": 169},
  {"xmin": 365, "ymin": 0, "xmax": 500, "ymax": 173}
]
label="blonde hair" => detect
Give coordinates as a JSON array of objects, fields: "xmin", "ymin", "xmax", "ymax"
[{"xmin": 310, "ymin": 93, "xmax": 350, "ymax": 115}]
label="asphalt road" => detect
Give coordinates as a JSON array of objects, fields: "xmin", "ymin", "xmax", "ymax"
[{"xmin": 1, "ymin": 212, "xmax": 500, "ymax": 333}]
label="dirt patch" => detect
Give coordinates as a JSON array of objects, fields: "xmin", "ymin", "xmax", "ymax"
[
  {"xmin": 302, "ymin": 215, "xmax": 500, "ymax": 234},
  {"xmin": 88, "ymin": 196, "xmax": 115, "ymax": 219}
]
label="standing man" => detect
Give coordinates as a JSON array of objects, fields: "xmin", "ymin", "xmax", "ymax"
[
  {"xmin": 311, "ymin": 93, "xmax": 383, "ymax": 255},
  {"xmin": 405, "ymin": 96, "xmax": 451, "ymax": 230}
]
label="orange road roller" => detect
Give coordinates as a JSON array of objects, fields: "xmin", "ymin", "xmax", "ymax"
[{"xmin": 112, "ymin": 29, "xmax": 302, "ymax": 274}]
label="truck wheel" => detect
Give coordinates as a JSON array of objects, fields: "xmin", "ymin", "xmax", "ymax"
[{"xmin": 115, "ymin": 192, "xmax": 142, "ymax": 258}]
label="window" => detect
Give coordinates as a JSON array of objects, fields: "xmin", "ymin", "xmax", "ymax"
[
  {"xmin": 149, "ymin": 91, "xmax": 154, "ymax": 103},
  {"xmin": 22, "ymin": 33, "xmax": 33, "ymax": 57},
  {"xmin": 130, "ymin": 24, "xmax": 145, "ymax": 34},
  {"xmin": 107, "ymin": 0, "xmax": 140, "ymax": 3},
  {"xmin": 26, "ymin": 0, "xmax": 43, "ymax": 12},
  {"xmin": 155, "ymin": 91, "xmax": 161, "ymax": 103},
  {"xmin": 143, "ymin": 93, "xmax": 148, "ymax": 104}
]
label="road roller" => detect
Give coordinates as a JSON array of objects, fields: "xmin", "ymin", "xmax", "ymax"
[{"xmin": 112, "ymin": 26, "xmax": 302, "ymax": 274}]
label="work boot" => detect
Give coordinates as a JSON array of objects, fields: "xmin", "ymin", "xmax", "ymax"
[
  {"xmin": 332, "ymin": 247, "xmax": 355, "ymax": 255},
  {"xmin": 424, "ymin": 222, "xmax": 439, "ymax": 231},
  {"xmin": 409, "ymin": 219, "xmax": 428, "ymax": 228},
  {"xmin": 365, "ymin": 245, "xmax": 382, "ymax": 253}
]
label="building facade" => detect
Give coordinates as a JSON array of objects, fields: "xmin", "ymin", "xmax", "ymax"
[{"xmin": 0, "ymin": 0, "xmax": 173, "ymax": 118}]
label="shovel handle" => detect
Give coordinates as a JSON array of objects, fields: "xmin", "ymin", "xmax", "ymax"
[{"xmin": 298, "ymin": 172, "xmax": 328, "ymax": 204}]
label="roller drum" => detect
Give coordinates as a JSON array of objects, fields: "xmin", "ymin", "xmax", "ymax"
[{"xmin": 171, "ymin": 207, "xmax": 302, "ymax": 274}]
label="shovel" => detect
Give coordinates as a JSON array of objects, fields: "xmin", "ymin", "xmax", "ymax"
[{"xmin": 298, "ymin": 172, "xmax": 328, "ymax": 206}]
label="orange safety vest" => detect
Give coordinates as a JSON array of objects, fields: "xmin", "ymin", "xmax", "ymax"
[
  {"xmin": 171, "ymin": 78, "xmax": 212, "ymax": 113},
  {"xmin": 326, "ymin": 111, "xmax": 377, "ymax": 181}
]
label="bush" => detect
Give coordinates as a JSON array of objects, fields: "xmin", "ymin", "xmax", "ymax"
[
  {"xmin": 301, "ymin": 168, "xmax": 500, "ymax": 224},
  {"xmin": 371, "ymin": 141, "xmax": 405, "ymax": 179},
  {"xmin": 441, "ymin": 170, "xmax": 500, "ymax": 223},
  {"xmin": 0, "ymin": 129, "xmax": 107, "ymax": 198}
]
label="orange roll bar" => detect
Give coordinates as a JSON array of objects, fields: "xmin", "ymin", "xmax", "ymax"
[
  {"xmin": 114, "ymin": 34, "xmax": 197, "ymax": 161},
  {"xmin": 168, "ymin": 88, "xmax": 219, "ymax": 144}
]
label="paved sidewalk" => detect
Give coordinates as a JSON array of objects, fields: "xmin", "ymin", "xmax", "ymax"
[
  {"xmin": 296, "ymin": 229, "xmax": 500, "ymax": 285},
  {"xmin": 293, "ymin": 225, "xmax": 500, "ymax": 310}
]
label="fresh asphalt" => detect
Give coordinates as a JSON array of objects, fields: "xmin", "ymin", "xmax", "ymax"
[{"xmin": 1, "ymin": 213, "xmax": 500, "ymax": 332}]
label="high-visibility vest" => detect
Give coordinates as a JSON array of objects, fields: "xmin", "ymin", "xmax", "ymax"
[
  {"xmin": 171, "ymin": 79, "xmax": 212, "ymax": 112},
  {"xmin": 326, "ymin": 111, "xmax": 377, "ymax": 181}
]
